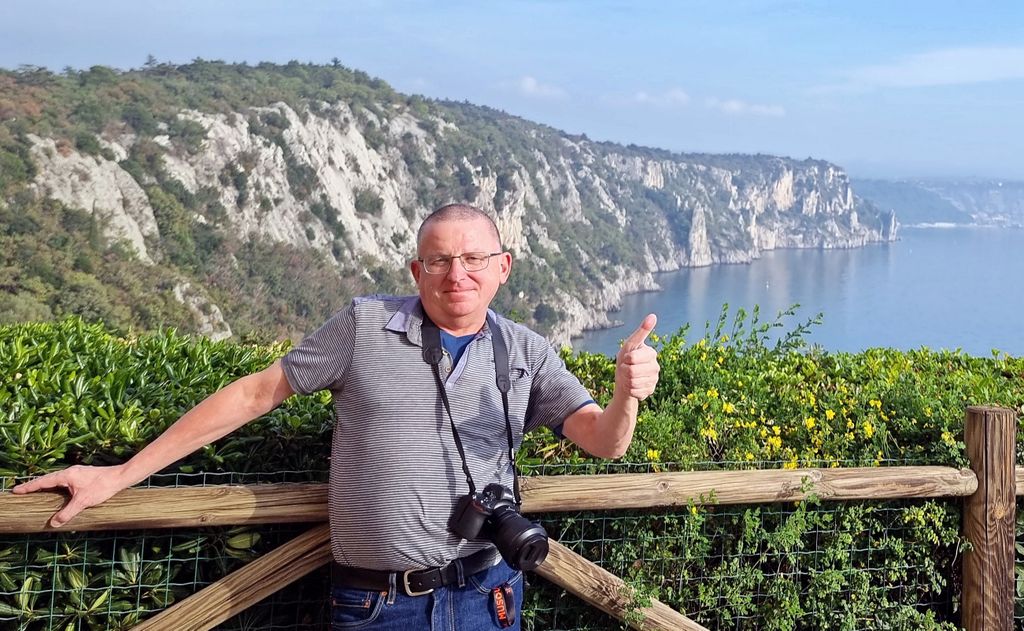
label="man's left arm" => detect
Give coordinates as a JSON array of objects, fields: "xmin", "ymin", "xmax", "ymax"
[{"xmin": 560, "ymin": 314, "xmax": 660, "ymax": 459}]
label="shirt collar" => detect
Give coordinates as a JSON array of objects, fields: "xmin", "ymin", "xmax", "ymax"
[{"xmin": 384, "ymin": 296, "xmax": 495, "ymax": 346}]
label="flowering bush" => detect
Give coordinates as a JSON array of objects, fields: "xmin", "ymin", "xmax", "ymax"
[
  {"xmin": 3, "ymin": 312, "xmax": 1024, "ymax": 629},
  {"xmin": 518, "ymin": 306, "xmax": 1024, "ymax": 630}
]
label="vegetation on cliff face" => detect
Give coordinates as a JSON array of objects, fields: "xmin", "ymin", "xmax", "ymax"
[{"xmin": 0, "ymin": 60, "xmax": 894, "ymax": 342}]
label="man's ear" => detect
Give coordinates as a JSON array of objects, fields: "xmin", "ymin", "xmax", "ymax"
[
  {"xmin": 410, "ymin": 259, "xmax": 422, "ymax": 284},
  {"xmin": 498, "ymin": 252, "xmax": 513, "ymax": 283}
]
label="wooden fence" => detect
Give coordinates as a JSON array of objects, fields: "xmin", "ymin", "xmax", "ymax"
[{"xmin": 0, "ymin": 405, "xmax": 1017, "ymax": 631}]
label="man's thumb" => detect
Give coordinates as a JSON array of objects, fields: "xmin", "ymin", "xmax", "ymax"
[
  {"xmin": 50, "ymin": 498, "xmax": 84, "ymax": 528},
  {"xmin": 621, "ymin": 313, "xmax": 657, "ymax": 351}
]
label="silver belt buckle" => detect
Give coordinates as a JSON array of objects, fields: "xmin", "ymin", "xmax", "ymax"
[{"xmin": 402, "ymin": 569, "xmax": 434, "ymax": 596}]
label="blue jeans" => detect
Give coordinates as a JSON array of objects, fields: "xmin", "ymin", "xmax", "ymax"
[{"xmin": 330, "ymin": 559, "xmax": 523, "ymax": 630}]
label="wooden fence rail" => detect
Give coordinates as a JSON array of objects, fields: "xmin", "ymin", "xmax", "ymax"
[{"xmin": 0, "ymin": 466, "xmax": 979, "ymax": 534}]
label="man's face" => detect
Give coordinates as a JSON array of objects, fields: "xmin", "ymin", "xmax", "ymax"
[{"xmin": 411, "ymin": 217, "xmax": 512, "ymax": 331}]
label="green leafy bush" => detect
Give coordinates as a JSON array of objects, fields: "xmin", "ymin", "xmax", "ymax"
[{"xmin": 2, "ymin": 311, "xmax": 1024, "ymax": 629}]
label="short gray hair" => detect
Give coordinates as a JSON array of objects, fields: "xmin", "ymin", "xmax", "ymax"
[{"xmin": 416, "ymin": 203, "xmax": 502, "ymax": 250}]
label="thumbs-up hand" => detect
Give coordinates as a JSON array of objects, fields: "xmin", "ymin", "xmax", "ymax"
[{"xmin": 615, "ymin": 313, "xmax": 660, "ymax": 401}]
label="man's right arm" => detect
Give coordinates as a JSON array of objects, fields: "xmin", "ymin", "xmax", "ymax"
[{"xmin": 11, "ymin": 359, "xmax": 295, "ymax": 527}]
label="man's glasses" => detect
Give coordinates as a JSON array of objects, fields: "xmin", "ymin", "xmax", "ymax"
[{"xmin": 417, "ymin": 252, "xmax": 503, "ymax": 275}]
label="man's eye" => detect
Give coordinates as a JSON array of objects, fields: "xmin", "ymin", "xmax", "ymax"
[
  {"xmin": 463, "ymin": 255, "xmax": 486, "ymax": 265},
  {"xmin": 428, "ymin": 257, "xmax": 450, "ymax": 266}
]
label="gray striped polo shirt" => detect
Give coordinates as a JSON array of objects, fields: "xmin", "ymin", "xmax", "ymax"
[{"xmin": 280, "ymin": 295, "xmax": 593, "ymax": 571}]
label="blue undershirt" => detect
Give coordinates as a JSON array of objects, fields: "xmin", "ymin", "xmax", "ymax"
[{"xmin": 440, "ymin": 330, "xmax": 477, "ymax": 367}]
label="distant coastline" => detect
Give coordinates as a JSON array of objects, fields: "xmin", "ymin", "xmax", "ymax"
[{"xmin": 902, "ymin": 222, "xmax": 1022, "ymax": 229}]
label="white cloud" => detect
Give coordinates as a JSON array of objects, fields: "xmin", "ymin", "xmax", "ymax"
[
  {"xmin": 631, "ymin": 87, "xmax": 690, "ymax": 107},
  {"xmin": 819, "ymin": 45, "xmax": 1024, "ymax": 92},
  {"xmin": 502, "ymin": 75, "xmax": 567, "ymax": 99},
  {"xmin": 705, "ymin": 97, "xmax": 785, "ymax": 117}
]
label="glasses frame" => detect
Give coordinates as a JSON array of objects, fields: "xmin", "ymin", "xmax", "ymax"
[{"xmin": 417, "ymin": 252, "xmax": 504, "ymax": 275}]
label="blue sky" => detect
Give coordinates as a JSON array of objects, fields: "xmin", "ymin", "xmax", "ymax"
[{"xmin": 3, "ymin": 1, "xmax": 1023, "ymax": 179}]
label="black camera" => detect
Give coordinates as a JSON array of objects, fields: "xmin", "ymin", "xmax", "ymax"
[{"xmin": 449, "ymin": 483, "xmax": 549, "ymax": 571}]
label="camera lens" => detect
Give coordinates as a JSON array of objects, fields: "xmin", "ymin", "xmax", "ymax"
[{"xmin": 489, "ymin": 505, "xmax": 549, "ymax": 571}]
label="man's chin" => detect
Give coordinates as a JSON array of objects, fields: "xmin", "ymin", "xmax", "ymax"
[{"xmin": 442, "ymin": 302, "xmax": 478, "ymax": 316}]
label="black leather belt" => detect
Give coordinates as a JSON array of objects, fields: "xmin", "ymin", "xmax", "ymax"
[{"xmin": 332, "ymin": 548, "xmax": 497, "ymax": 597}]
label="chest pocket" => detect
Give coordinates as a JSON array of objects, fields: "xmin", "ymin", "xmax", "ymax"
[
  {"xmin": 508, "ymin": 360, "xmax": 531, "ymax": 388},
  {"xmin": 505, "ymin": 360, "xmax": 533, "ymax": 433}
]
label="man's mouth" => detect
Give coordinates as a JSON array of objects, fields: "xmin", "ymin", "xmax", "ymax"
[{"xmin": 444, "ymin": 286, "xmax": 476, "ymax": 298}]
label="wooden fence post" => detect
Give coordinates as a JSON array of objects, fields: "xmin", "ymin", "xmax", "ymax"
[{"xmin": 963, "ymin": 405, "xmax": 1016, "ymax": 631}]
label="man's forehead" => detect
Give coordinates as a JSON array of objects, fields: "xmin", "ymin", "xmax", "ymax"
[{"xmin": 417, "ymin": 217, "xmax": 500, "ymax": 249}]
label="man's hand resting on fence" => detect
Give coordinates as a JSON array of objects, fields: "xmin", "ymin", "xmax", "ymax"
[
  {"xmin": 11, "ymin": 361, "xmax": 296, "ymax": 529},
  {"xmin": 13, "ymin": 465, "xmax": 129, "ymax": 528}
]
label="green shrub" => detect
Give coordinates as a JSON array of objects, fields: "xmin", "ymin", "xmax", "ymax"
[
  {"xmin": 353, "ymin": 186, "xmax": 383, "ymax": 217},
  {"xmin": 3, "ymin": 311, "xmax": 1024, "ymax": 629},
  {"xmin": 72, "ymin": 132, "xmax": 102, "ymax": 157}
]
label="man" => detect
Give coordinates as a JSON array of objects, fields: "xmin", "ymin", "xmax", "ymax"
[{"xmin": 14, "ymin": 203, "xmax": 660, "ymax": 629}]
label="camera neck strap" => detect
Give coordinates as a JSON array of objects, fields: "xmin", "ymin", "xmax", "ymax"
[{"xmin": 420, "ymin": 311, "xmax": 520, "ymax": 504}]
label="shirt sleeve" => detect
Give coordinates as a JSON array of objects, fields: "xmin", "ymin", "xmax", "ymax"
[
  {"xmin": 523, "ymin": 343, "xmax": 595, "ymax": 434},
  {"xmin": 280, "ymin": 304, "xmax": 356, "ymax": 395}
]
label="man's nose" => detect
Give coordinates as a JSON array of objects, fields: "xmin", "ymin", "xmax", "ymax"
[{"xmin": 445, "ymin": 257, "xmax": 468, "ymax": 281}]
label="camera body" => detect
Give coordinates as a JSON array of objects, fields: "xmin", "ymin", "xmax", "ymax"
[{"xmin": 449, "ymin": 483, "xmax": 549, "ymax": 571}]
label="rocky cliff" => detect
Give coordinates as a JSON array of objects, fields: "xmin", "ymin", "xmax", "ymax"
[{"xmin": 0, "ymin": 62, "xmax": 896, "ymax": 345}]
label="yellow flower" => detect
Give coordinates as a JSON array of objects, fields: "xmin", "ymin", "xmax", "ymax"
[
  {"xmin": 723, "ymin": 402, "xmax": 736, "ymax": 414},
  {"xmin": 707, "ymin": 387, "xmax": 719, "ymax": 399},
  {"xmin": 783, "ymin": 459, "xmax": 798, "ymax": 470},
  {"xmin": 701, "ymin": 427, "xmax": 719, "ymax": 442},
  {"xmin": 941, "ymin": 431, "xmax": 956, "ymax": 446},
  {"xmin": 807, "ymin": 393, "xmax": 817, "ymax": 407},
  {"xmin": 647, "ymin": 449, "xmax": 661, "ymax": 461},
  {"xmin": 825, "ymin": 409, "xmax": 836, "ymax": 421},
  {"xmin": 863, "ymin": 420, "xmax": 875, "ymax": 438},
  {"xmin": 689, "ymin": 505, "xmax": 699, "ymax": 515},
  {"xmin": 767, "ymin": 436, "xmax": 782, "ymax": 450},
  {"xmin": 869, "ymin": 399, "xmax": 882, "ymax": 409},
  {"xmin": 804, "ymin": 416, "xmax": 816, "ymax": 430},
  {"xmin": 745, "ymin": 452, "xmax": 755, "ymax": 461}
]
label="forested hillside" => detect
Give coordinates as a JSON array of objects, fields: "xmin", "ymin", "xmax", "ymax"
[{"xmin": 0, "ymin": 60, "xmax": 895, "ymax": 343}]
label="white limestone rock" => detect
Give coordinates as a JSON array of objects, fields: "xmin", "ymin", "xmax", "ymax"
[
  {"xmin": 173, "ymin": 282, "xmax": 233, "ymax": 341},
  {"xmin": 28, "ymin": 134, "xmax": 158, "ymax": 263}
]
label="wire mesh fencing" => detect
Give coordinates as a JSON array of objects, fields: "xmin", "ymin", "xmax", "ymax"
[{"xmin": 0, "ymin": 462, "xmax": 978, "ymax": 631}]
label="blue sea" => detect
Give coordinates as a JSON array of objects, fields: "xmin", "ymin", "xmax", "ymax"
[{"xmin": 575, "ymin": 227, "xmax": 1024, "ymax": 357}]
